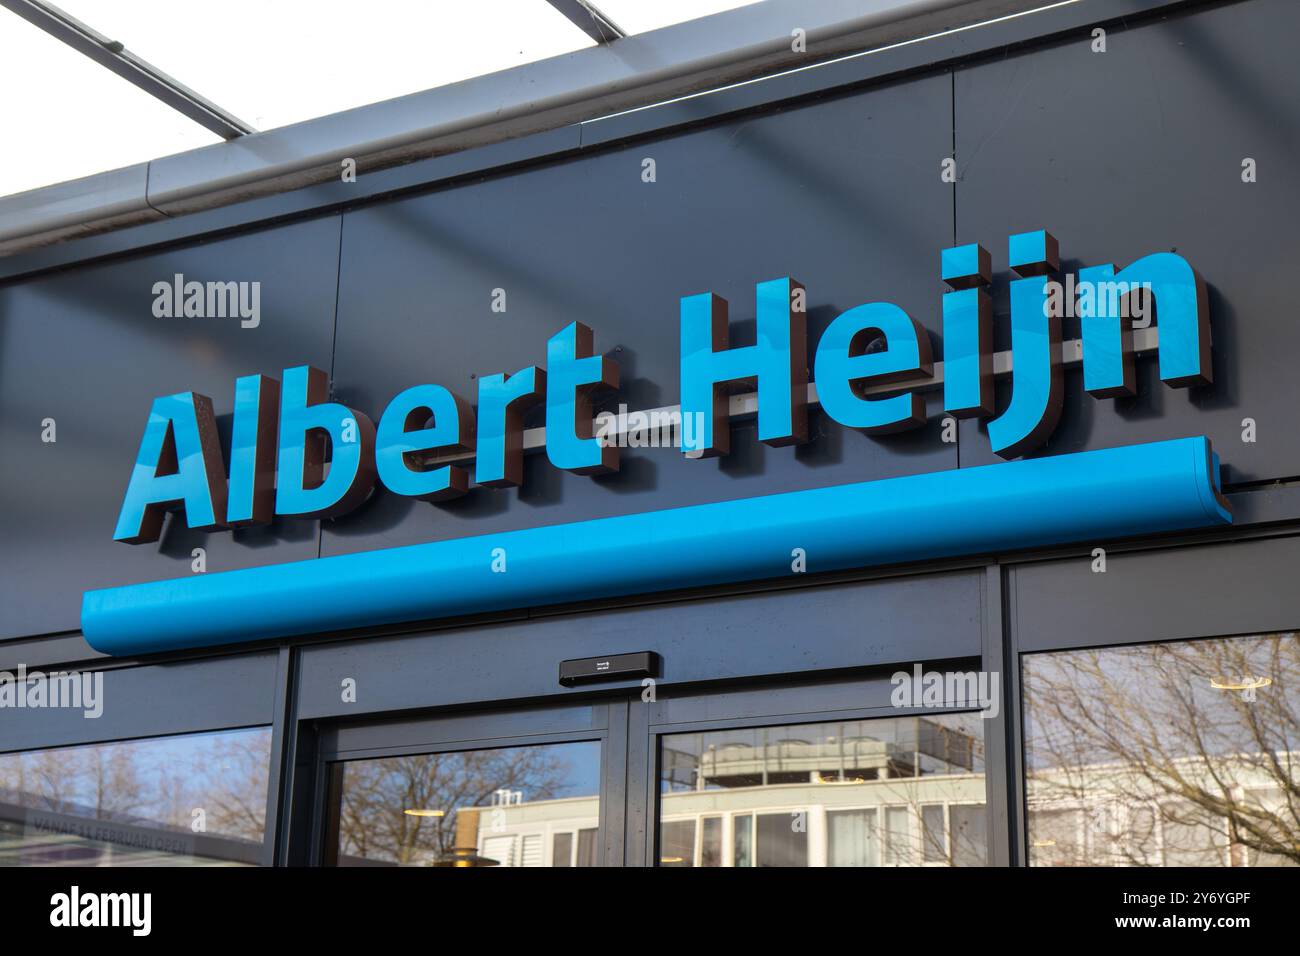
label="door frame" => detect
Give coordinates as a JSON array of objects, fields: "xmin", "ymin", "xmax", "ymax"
[{"xmin": 303, "ymin": 697, "xmax": 627, "ymax": 866}]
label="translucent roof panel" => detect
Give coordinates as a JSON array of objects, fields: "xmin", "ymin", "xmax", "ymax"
[
  {"xmin": 598, "ymin": 0, "xmax": 765, "ymax": 36},
  {"xmin": 0, "ymin": 9, "xmax": 220, "ymax": 197},
  {"xmin": 52, "ymin": 0, "xmax": 597, "ymax": 132}
]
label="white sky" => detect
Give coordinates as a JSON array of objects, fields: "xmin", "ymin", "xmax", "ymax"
[{"xmin": 1, "ymin": 1, "xmax": 758, "ymax": 198}]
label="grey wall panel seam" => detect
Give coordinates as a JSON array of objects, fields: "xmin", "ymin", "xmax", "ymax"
[{"xmin": 140, "ymin": 160, "xmax": 167, "ymax": 220}]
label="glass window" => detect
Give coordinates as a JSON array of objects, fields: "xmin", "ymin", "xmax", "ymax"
[
  {"xmin": 575, "ymin": 827, "xmax": 599, "ymax": 868},
  {"xmin": 700, "ymin": 816, "xmax": 723, "ymax": 867},
  {"xmin": 659, "ymin": 819, "xmax": 695, "ymax": 867},
  {"xmin": 733, "ymin": 814, "xmax": 753, "ymax": 867},
  {"xmin": 756, "ymin": 811, "xmax": 808, "ymax": 867},
  {"xmin": 883, "ymin": 806, "xmax": 911, "ymax": 865},
  {"xmin": 950, "ymin": 804, "xmax": 988, "ymax": 866},
  {"xmin": 0, "ymin": 727, "xmax": 271, "ymax": 866},
  {"xmin": 1028, "ymin": 808, "xmax": 1084, "ymax": 866},
  {"xmin": 657, "ymin": 714, "xmax": 987, "ymax": 866},
  {"xmin": 1242, "ymin": 788, "xmax": 1297, "ymax": 867},
  {"xmin": 1126, "ymin": 804, "xmax": 1160, "ymax": 866},
  {"xmin": 1023, "ymin": 632, "xmax": 1300, "ymax": 867},
  {"xmin": 325, "ymin": 740, "xmax": 600, "ymax": 867},
  {"xmin": 552, "ymin": 831, "xmax": 573, "ymax": 867},
  {"xmin": 921, "ymin": 804, "xmax": 947, "ymax": 862},
  {"xmin": 1160, "ymin": 804, "xmax": 1226, "ymax": 866},
  {"xmin": 828, "ymin": 808, "xmax": 878, "ymax": 867}
]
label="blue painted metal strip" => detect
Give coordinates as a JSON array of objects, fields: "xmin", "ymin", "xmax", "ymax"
[{"xmin": 82, "ymin": 436, "xmax": 1231, "ymax": 656}]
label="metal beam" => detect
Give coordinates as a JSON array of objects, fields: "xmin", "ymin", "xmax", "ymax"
[
  {"xmin": 545, "ymin": 0, "xmax": 625, "ymax": 43},
  {"xmin": 146, "ymin": 0, "xmax": 1037, "ymax": 216},
  {"xmin": 0, "ymin": 0, "xmax": 255, "ymax": 139}
]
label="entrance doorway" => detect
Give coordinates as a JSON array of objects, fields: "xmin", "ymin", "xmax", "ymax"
[
  {"xmin": 309, "ymin": 670, "xmax": 991, "ymax": 867},
  {"xmin": 317, "ymin": 701, "xmax": 621, "ymax": 867}
]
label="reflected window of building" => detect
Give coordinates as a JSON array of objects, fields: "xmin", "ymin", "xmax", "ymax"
[
  {"xmin": 657, "ymin": 714, "xmax": 987, "ymax": 866},
  {"xmin": 755, "ymin": 812, "xmax": 808, "ymax": 866},
  {"xmin": 659, "ymin": 818, "xmax": 695, "ymax": 867},
  {"xmin": 324, "ymin": 740, "xmax": 601, "ymax": 866},
  {"xmin": 950, "ymin": 802, "xmax": 988, "ymax": 866},
  {"xmin": 884, "ymin": 806, "xmax": 910, "ymax": 865},
  {"xmin": 733, "ymin": 814, "xmax": 753, "ymax": 867},
  {"xmin": 922, "ymin": 804, "xmax": 946, "ymax": 862},
  {"xmin": 575, "ymin": 827, "xmax": 598, "ymax": 867},
  {"xmin": 1023, "ymin": 632, "xmax": 1300, "ymax": 867},
  {"xmin": 700, "ymin": 816, "xmax": 723, "ymax": 867},
  {"xmin": 0, "ymin": 727, "xmax": 271, "ymax": 866},
  {"xmin": 552, "ymin": 831, "xmax": 573, "ymax": 868},
  {"xmin": 828, "ymin": 808, "xmax": 878, "ymax": 866}
]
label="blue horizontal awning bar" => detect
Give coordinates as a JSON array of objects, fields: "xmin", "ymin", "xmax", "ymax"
[{"xmin": 82, "ymin": 436, "xmax": 1231, "ymax": 656}]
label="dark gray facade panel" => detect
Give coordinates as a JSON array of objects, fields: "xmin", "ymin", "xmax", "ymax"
[
  {"xmin": 645, "ymin": 672, "xmax": 933, "ymax": 728},
  {"xmin": 321, "ymin": 72, "xmax": 957, "ymax": 556},
  {"xmin": 0, "ymin": 651, "xmax": 278, "ymax": 753},
  {"xmin": 295, "ymin": 570, "xmax": 983, "ymax": 720},
  {"xmin": 322, "ymin": 702, "xmax": 608, "ymax": 757},
  {"xmin": 0, "ymin": 217, "xmax": 343, "ymax": 640},
  {"xmin": 1012, "ymin": 533, "xmax": 1300, "ymax": 654},
  {"xmin": 953, "ymin": 0, "xmax": 1300, "ymax": 482}
]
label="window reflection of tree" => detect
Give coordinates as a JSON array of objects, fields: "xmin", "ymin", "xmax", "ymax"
[
  {"xmin": 336, "ymin": 747, "xmax": 572, "ymax": 865},
  {"xmin": 1023, "ymin": 633, "xmax": 1299, "ymax": 867},
  {"xmin": 0, "ymin": 729, "xmax": 270, "ymax": 842},
  {"xmin": 0, "ymin": 729, "xmax": 271, "ymax": 867}
]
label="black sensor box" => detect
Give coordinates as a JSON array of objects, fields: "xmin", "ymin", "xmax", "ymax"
[{"xmin": 558, "ymin": 651, "xmax": 659, "ymax": 686}]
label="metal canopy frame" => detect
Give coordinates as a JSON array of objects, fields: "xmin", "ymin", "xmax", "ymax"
[
  {"xmin": 545, "ymin": 0, "xmax": 625, "ymax": 43},
  {"xmin": 3, "ymin": 0, "xmax": 631, "ymax": 143},
  {"xmin": 0, "ymin": 0, "xmax": 1114, "ymax": 257},
  {"xmin": 1, "ymin": 0, "xmax": 256, "ymax": 139}
]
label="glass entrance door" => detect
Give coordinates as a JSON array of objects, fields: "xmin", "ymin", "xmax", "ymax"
[
  {"xmin": 640, "ymin": 673, "xmax": 993, "ymax": 868},
  {"xmin": 309, "ymin": 673, "xmax": 995, "ymax": 867},
  {"xmin": 656, "ymin": 713, "xmax": 988, "ymax": 867},
  {"xmin": 316, "ymin": 701, "xmax": 617, "ymax": 867}
]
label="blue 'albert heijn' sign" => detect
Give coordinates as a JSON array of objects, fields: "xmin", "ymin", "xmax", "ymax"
[{"xmin": 83, "ymin": 231, "xmax": 1232, "ymax": 656}]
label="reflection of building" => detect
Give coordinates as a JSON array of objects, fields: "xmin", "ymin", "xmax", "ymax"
[
  {"xmin": 673, "ymin": 717, "xmax": 977, "ymax": 789},
  {"xmin": 658, "ymin": 775, "xmax": 988, "ymax": 868},
  {"xmin": 4, "ymin": 0, "xmax": 1300, "ymax": 877},
  {"xmin": 653, "ymin": 717, "xmax": 987, "ymax": 867},
  {"xmin": 475, "ymin": 718, "xmax": 989, "ymax": 868},
  {"xmin": 1027, "ymin": 755, "xmax": 1300, "ymax": 868},
  {"xmin": 473, "ymin": 778, "xmax": 987, "ymax": 868},
  {"xmin": 472, "ymin": 797, "xmax": 601, "ymax": 867},
  {"xmin": 1022, "ymin": 636, "xmax": 1300, "ymax": 868},
  {"xmin": 0, "ymin": 729, "xmax": 271, "ymax": 868}
]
